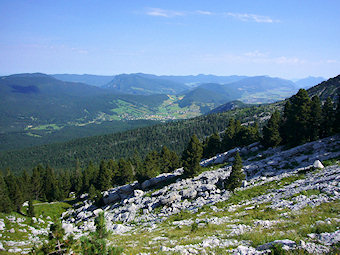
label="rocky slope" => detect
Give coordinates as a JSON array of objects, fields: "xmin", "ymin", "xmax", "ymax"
[{"xmin": 60, "ymin": 135, "xmax": 340, "ymax": 254}]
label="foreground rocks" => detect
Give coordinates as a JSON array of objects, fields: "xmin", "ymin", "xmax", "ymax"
[{"xmin": 61, "ymin": 135, "xmax": 340, "ymax": 253}]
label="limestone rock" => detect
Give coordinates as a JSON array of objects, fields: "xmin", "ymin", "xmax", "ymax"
[{"xmin": 313, "ymin": 160, "xmax": 324, "ymax": 169}]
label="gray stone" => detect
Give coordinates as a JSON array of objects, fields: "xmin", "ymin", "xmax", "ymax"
[
  {"xmin": 313, "ymin": 160, "xmax": 324, "ymax": 169},
  {"xmin": 134, "ymin": 189, "xmax": 144, "ymax": 197},
  {"xmin": 93, "ymin": 208, "xmax": 103, "ymax": 216},
  {"xmin": 103, "ymin": 191, "xmax": 120, "ymax": 205},
  {"xmin": 160, "ymin": 192, "xmax": 181, "ymax": 205},
  {"xmin": 180, "ymin": 189, "xmax": 197, "ymax": 199},
  {"xmin": 0, "ymin": 242, "xmax": 4, "ymax": 251},
  {"xmin": 257, "ymin": 239, "xmax": 296, "ymax": 251},
  {"xmin": 62, "ymin": 223, "xmax": 74, "ymax": 234}
]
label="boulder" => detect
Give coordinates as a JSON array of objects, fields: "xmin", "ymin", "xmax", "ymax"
[
  {"xmin": 160, "ymin": 192, "xmax": 181, "ymax": 205},
  {"xmin": 103, "ymin": 191, "xmax": 120, "ymax": 205},
  {"xmin": 62, "ymin": 223, "xmax": 74, "ymax": 234},
  {"xmin": 134, "ymin": 189, "xmax": 144, "ymax": 197},
  {"xmin": 0, "ymin": 241, "xmax": 4, "ymax": 251},
  {"xmin": 257, "ymin": 239, "xmax": 296, "ymax": 251},
  {"xmin": 93, "ymin": 208, "xmax": 103, "ymax": 217},
  {"xmin": 180, "ymin": 189, "xmax": 197, "ymax": 199},
  {"xmin": 313, "ymin": 160, "xmax": 324, "ymax": 169}
]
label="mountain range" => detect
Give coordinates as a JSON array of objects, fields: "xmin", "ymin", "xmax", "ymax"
[
  {"xmin": 0, "ymin": 72, "xmax": 328, "ymax": 152},
  {"xmin": 0, "ymin": 74, "xmax": 338, "ymax": 172}
]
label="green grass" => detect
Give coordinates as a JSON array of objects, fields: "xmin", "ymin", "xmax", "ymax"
[
  {"xmin": 0, "ymin": 200, "xmax": 74, "ymax": 255},
  {"xmin": 323, "ymin": 157, "xmax": 340, "ymax": 167},
  {"xmin": 33, "ymin": 200, "xmax": 73, "ymax": 220}
]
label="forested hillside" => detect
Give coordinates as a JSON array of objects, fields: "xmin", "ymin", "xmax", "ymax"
[{"xmin": 0, "ymin": 104, "xmax": 275, "ymax": 172}]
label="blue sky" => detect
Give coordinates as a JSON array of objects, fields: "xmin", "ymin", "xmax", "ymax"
[{"xmin": 0, "ymin": 0, "xmax": 339, "ymax": 79}]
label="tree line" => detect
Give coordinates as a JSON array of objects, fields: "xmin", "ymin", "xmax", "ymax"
[
  {"xmin": 0, "ymin": 146, "xmax": 181, "ymax": 213},
  {"xmin": 1, "ymin": 89, "xmax": 338, "ymax": 214}
]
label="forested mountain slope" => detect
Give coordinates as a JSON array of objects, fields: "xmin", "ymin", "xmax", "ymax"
[
  {"xmin": 0, "ymin": 104, "xmax": 275, "ymax": 172},
  {"xmin": 103, "ymin": 73, "xmax": 188, "ymax": 95}
]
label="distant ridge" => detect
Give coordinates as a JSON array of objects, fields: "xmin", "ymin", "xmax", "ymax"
[
  {"xmin": 294, "ymin": 76, "xmax": 326, "ymax": 89},
  {"xmin": 103, "ymin": 73, "xmax": 188, "ymax": 95}
]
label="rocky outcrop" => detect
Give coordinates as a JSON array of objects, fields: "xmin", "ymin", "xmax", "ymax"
[{"xmin": 61, "ymin": 135, "xmax": 340, "ymax": 253}]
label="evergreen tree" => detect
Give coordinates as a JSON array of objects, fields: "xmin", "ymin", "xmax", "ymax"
[
  {"xmin": 31, "ymin": 165, "xmax": 43, "ymax": 200},
  {"xmin": 262, "ymin": 110, "xmax": 282, "ymax": 148},
  {"xmin": 335, "ymin": 96, "xmax": 340, "ymax": 133},
  {"xmin": 5, "ymin": 170, "xmax": 23, "ymax": 212},
  {"xmin": 74, "ymin": 161, "xmax": 83, "ymax": 195},
  {"xmin": 225, "ymin": 152, "xmax": 245, "ymax": 192},
  {"xmin": 136, "ymin": 151, "xmax": 160, "ymax": 183},
  {"xmin": 169, "ymin": 150, "xmax": 181, "ymax": 172},
  {"xmin": 203, "ymin": 132, "xmax": 221, "ymax": 158},
  {"xmin": 309, "ymin": 95, "xmax": 322, "ymax": 140},
  {"xmin": 88, "ymin": 184, "xmax": 97, "ymax": 201},
  {"xmin": 27, "ymin": 198, "xmax": 35, "ymax": 217},
  {"xmin": 96, "ymin": 160, "xmax": 112, "ymax": 191},
  {"xmin": 321, "ymin": 97, "xmax": 335, "ymax": 137},
  {"xmin": 94, "ymin": 212, "xmax": 107, "ymax": 239},
  {"xmin": 282, "ymin": 89, "xmax": 311, "ymax": 146},
  {"xmin": 44, "ymin": 166, "xmax": 58, "ymax": 202},
  {"xmin": 221, "ymin": 118, "xmax": 236, "ymax": 151},
  {"xmin": 280, "ymin": 100, "xmax": 293, "ymax": 144},
  {"xmin": 82, "ymin": 161, "xmax": 96, "ymax": 192},
  {"xmin": 117, "ymin": 159, "xmax": 134, "ymax": 185},
  {"xmin": 21, "ymin": 170, "xmax": 31, "ymax": 201},
  {"xmin": 160, "ymin": 146, "xmax": 172, "ymax": 173},
  {"xmin": 107, "ymin": 159, "xmax": 119, "ymax": 186},
  {"xmin": 182, "ymin": 134, "xmax": 203, "ymax": 177},
  {"xmin": 61, "ymin": 170, "xmax": 72, "ymax": 198},
  {"xmin": 0, "ymin": 172, "xmax": 12, "ymax": 213}
]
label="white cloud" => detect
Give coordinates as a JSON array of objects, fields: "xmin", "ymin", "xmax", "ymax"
[
  {"xmin": 244, "ymin": 50, "xmax": 267, "ymax": 57},
  {"xmin": 226, "ymin": 12, "xmax": 279, "ymax": 23},
  {"xmin": 146, "ymin": 8, "xmax": 185, "ymax": 18},
  {"xmin": 195, "ymin": 10, "xmax": 213, "ymax": 15}
]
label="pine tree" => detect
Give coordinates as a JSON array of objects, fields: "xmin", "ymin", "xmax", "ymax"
[
  {"xmin": 221, "ymin": 118, "xmax": 236, "ymax": 151},
  {"xmin": 82, "ymin": 161, "xmax": 96, "ymax": 192},
  {"xmin": 5, "ymin": 170, "xmax": 23, "ymax": 212},
  {"xmin": 107, "ymin": 159, "xmax": 119, "ymax": 186},
  {"xmin": 27, "ymin": 198, "xmax": 35, "ymax": 217},
  {"xmin": 31, "ymin": 165, "xmax": 43, "ymax": 200},
  {"xmin": 203, "ymin": 132, "xmax": 221, "ymax": 158},
  {"xmin": 282, "ymin": 89, "xmax": 311, "ymax": 146},
  {"xmin": 88, "ymin": 184, "xmax": 97, "ymax": 201},
  {"xmin": 117, "ymin": 159, "xmax": 134, "ymax": 185},
  {"xmin": 309, "ymin": 95, "xmax": 322, "ymax": 140},
  {"xmin": 225, "ymin": 152, "xmax": 245, "ymax": 192},
  {"xmin": 0, "ymin": 172, "xmax": 12, "ymax": 213},
  {"xmin": 321, "ymin": 97, "xmax": 335, "ymax": 137},
  {"xmin": 182, "ymin": 134, "xmax": 203, "ymax": 177},
  {"xmin": 44, "ymin": 166, "xmax": 58, "ymax": 202},
  {"xmin": 262, "ymin": 110, "xmax": 282, "ymax": 148},
  {"xmin": 169, "ymin": 150, "xmax": 181, "ymax": 172},
  {"xmin": 21, "ymin": 170, "xmax": 31, "ymax": 202},
  {"xmin": 61, "ymin": 170, "xmax": 72, "ymax": 198},
  {"xmin": 160, "ymin": 146, "xmax": 172, "ymax": 173},
  {"xmin": 96, "ymin": 160, "xmax": 112, "ymax": 191},
  {"xmin": 74, "ymin": 161, "xmax": 83, "ymax": 195},
  {"xmin": 137, "ymin": 151, "xmax": 160, "ymax": 183},
  {"xmin": 335, "ymin": 96, "xmax": 340, "ymax": 133}
]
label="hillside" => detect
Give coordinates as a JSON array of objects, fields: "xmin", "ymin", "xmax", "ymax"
[
  {"xmin": 209, "ymin": 100, "xmax": 249, "ymax": 114},
  {"xmin": 1, "ymin": 74, "xmax": 339, "ymax": 172},
  {"xmin": 104, "ymin": 73, "xmax": 188, "ymax": 95},
  {"xmin": 307, "ymin": 74, "xmax": 340, "ymax": 101},
  {"xmin": 1, "ymin": 135, "xmax": 339, "ymax": 254},
  {"xmin": 52, "ymin": 74, "xmax": 115, "ymax": 87},
  {"xmin": 0, "ymin": 104, "xmax": 275, "ymax": 172},
  {"xmin": 294, "ymin": 76, "xmax": 326, "ymax": 89}
]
